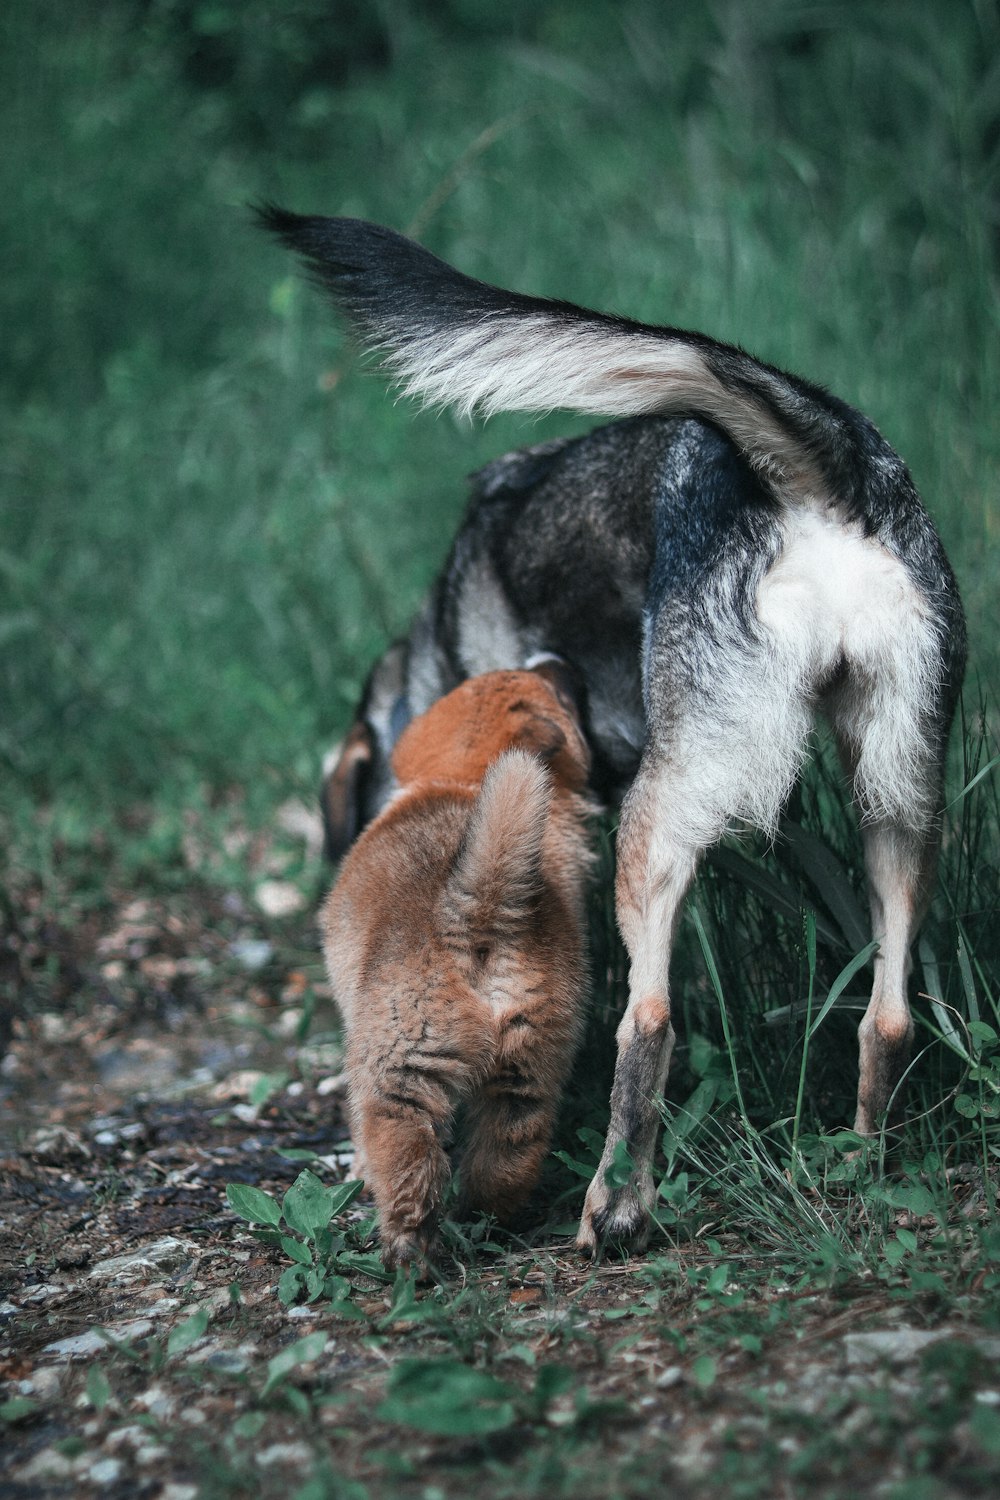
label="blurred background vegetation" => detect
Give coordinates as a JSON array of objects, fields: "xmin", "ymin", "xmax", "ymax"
[
  {"xmin": 3, "ymin": 0, "xmax": 997, "ymax": 812},
  {"xmin": 1, "ymin": 0, "xmax": 998, "ymax": 1151}
]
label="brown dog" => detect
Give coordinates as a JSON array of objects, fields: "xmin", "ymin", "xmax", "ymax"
[{"xmin": 320, "ymin": 663, "xmax": 595, "ymax": 1269}]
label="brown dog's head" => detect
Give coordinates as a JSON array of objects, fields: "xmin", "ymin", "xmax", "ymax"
[{"xmin": 390, "ymin": 661, "xmax": 590, "ymax": 795}]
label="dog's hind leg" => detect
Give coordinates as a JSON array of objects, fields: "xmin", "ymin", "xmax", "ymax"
[
  {"xmin": 578, "ymin": 589, "xmax": 816, "ymax": 1255},
  {"xmin": 850, "ymin": 817, "xmax": 939, "ymax": 1134},
  {"xmin": 458, "ymin": 997, "xmax": 581, "ymax": 1223},
  {"xmin": 575, "ymin": 760, "xmax": 693, "ymax": 1254},
  {"xmin": 458, "ymin": 1078, "xmax": 561, "ymax": 1225},
  {"xmin": 829, "ymin": 677, "xmax": 954, "ymax": 1135},
  {"xmin": 823, "ymin": 560, "xmax": 963, "ymax": 1135}
]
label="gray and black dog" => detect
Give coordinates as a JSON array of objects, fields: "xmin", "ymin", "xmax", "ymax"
[{"xmin": 260, "ymin": 208, "xmax": 966, "ymax": 1255}]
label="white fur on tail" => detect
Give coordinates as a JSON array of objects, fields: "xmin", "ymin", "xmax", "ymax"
[{"xmin": 383, "ymin": 317, "xmax": 831, "ymax": 504}]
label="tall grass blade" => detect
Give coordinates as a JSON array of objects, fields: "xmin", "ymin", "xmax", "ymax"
[
  {"xmin": 781, "ymin": 821, "xmax": 871, "ymax": 951},
  {"xmin": 707, "ymin": 845, "xmax": 844, "ymax": 950},
  {"xmin": 807, "ymin": 939, "xmax": 880, "ymax": 1040}
]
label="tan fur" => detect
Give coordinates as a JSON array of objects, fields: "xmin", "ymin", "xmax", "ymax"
[{"xmin": 320, "ymin": 667, "xmax": 595, "ymax": 1270}]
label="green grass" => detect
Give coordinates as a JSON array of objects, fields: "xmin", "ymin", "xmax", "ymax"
[{"xmin": 2, "ymin": 5, "xmax": 999, "ymax": 1492}]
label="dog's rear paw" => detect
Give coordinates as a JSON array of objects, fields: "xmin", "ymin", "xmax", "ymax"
[
  {"xmin": 380, "ymin": 1229, "xmax": 438, "ymax": 1275},
  {"xmin": 576, "ymin": 1176, "xmax": 651, "ymax": 1259}
]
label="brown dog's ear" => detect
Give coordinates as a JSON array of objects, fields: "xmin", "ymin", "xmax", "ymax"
[
  {"xmin": 320, "ymin": 720, "xmax": 374, "ymax": 862},
  {"xmin": 527, "ymin": 655, "xmax": 586, "ymax": 722},
  {"xmin": 512, "ymin": 714, "xmax": 567, "ymax": 764}
]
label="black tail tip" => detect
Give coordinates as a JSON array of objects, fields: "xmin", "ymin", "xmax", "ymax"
[{"xmin": 251, "ymin": 200, "xmax": 307, "ymax": 246}]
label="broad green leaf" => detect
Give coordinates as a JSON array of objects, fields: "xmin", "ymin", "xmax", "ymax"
[
  {"xmin": 226, "ymin": 1183, "xmax": 281, "ymax": 1227},
  {"xmin": 250, "ymin": 1071, "xmax": 288, "ymax": 1107},
  {"xmin": 1, "ymin": 1397, "xmax": 39, "ymax": 1424},
  {"xmin": 85, "ymin": 1367, "xmax": 112, "ymax": 1410},
  {"xmin": 280, "ymin": 1234, "xmax": 313, "ymax": 1267},
  {"xmin": 553, "ymin": 1150, "xmax": 597, "ymax": 1180},
  {"xmin": 167, "ymin": 1307, "xmax": 210, "ymax": 1357},
  {"xmin": 604, "ymin": 1139, "xmax": 634, "ymax": 1189},
  {"xmin": 377, "ymin": 1358, "xmax": 517, "ymax": 1436},
  {"xmin": 336, "ymin": 1250, "xmax": 394, "ymax": 1282},
  {"xmin": 380, "ymin": 1272, "xmax": 435, "ymax": 1327},
  {"xmin": 327, "ymin": 1179, "xmax": 365, "ymax": 1216},
  {"xmin": 821, "ymin": 1129, "xmax": 868, "ymax": 1151},
  {"xmin": 277, "ymin": 1265, "xmax": 308, "ymax": 1306},
  {"xmin": 282, "ymin": 1169, "xmax": 336, "ymax": 1240},
  {"xmin": 531, "ymin": 1363, "xmax": 576, "ymax": 1406},
  {"xmin": 263, "ymin": 1332, "xmax": 328, "ymax": 1396}
]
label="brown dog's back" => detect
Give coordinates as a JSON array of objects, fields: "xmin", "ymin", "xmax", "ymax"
[{"xmin": 321, "ymin": 668, "xmax": 594, "ymax": 1269}]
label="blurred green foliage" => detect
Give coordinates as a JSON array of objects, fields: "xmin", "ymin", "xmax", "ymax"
[{"xmin": 1, "ymin": 0, "xmax": 997, "ymax": 808}]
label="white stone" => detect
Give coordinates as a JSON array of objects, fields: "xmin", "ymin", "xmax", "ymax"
[
  {"xmin": 16, "ymin": 1449, "xmax": 75, "ymax": 1481},
  {"xmin": 88, "ymin": 1237, "xmax": 196, "ymax": 1281},
  {"xmin": 133, "ymin": 1382, "xmax": 176, "ymax": 1420},
  {"xmin": 21, "ymin": 1365, "xmax": 62, "ymax": 1399},
  {"xmin": 254, "ymin": 879, "xmax": 307, "ymax": 918},
  {"xmin": 87, "ymin": 1458, "xmax": 123, "ymax": 1484},
  {"xmin": 43, "ymin": 1320, "xmax": 154, "ymax": 1359},
  {"xmin": 255, "ymin": 1442, "xmax": 313, "ymax": 1468}
]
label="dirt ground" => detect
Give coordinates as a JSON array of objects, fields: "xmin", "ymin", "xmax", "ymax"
[{"xmin": 3, "ymin": 869, "xmax": 1000, "ymax": 1499}]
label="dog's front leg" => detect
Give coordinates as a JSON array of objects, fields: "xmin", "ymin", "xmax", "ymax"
[
  {"xmin": 578, "ymin": 763, "xmax": 695, "ymax": 1256},
  {"xmin": 352, "ymin": 1068, "xmax": 454, "ymax": 1272}
]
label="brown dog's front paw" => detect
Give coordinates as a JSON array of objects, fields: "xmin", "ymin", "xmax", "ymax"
[{"xmin": 576, "ymin": 1174, "xmax": 652, "ymax": 1259}]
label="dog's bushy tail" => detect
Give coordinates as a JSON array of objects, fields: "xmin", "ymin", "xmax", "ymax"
[
  {"xmin": 444, "ymin": 750, "xmax": 549, "ymax": 940},
  {"xmin": 259, "ymin": 206, "xmax": 904, "ymax": 510}
]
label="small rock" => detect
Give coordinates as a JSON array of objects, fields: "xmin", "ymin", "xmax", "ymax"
[
  {"xmin": 655, "ymin": 1365, "xmax": 683, "ymax": 1389},
  {"xmin": 21, "ymin": 1365, "xmax": 62, "ymax": 1399},
  {"xmin": 229, "ymin": 938, "xmax": 273, "ymax": 971},
  {"xmin": 21, "ymin": 1283, "xmax": 64, "ymax": 1305},
  {"xmin": 136, "ymin": 1444, "xmax": 169, "ymax": 1466},
  {"xmin": 105, "ymin": 1424, "xmax": 149, "ymax": 1451},
  {"xmin": 15, "ymin": 1449, "xmax": 75, "ymax": 1482},
  {"xmin": 88, "ymin": 1237, "xmax": 196, "ymax": 1282},
  {"xmin": 133, "ymin": 1382, "xmax": 176, "ymax": 1420},
  {"xmin": 43, "ymin": 1321, "xmax": 154, "ymax": 1359},
  {"xmin": 254, "ymin": 880, "xmax": 307, "ymax": 918},
  {"xmin": 87, "ymin": 1458, "xmax": 123, "ymax": 1485},
  {"xmin": 316, "ymin": 1074, "xmax": 346, "ymax": 1096},
  {"xmin": 134, "ymin": 1298, "xmax": 182, "ymax": 1320},
  {"xmin": 29, "ymin": 1125, "xmax": 91, "ymax": 1160},
  {"xmin": 256, "ymin": 1442, "xmax": 313, "ymax": 1469},
  {"xmin": 842, "ymin": 1328, "xmax": 1000, "ymax": 1367}
]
